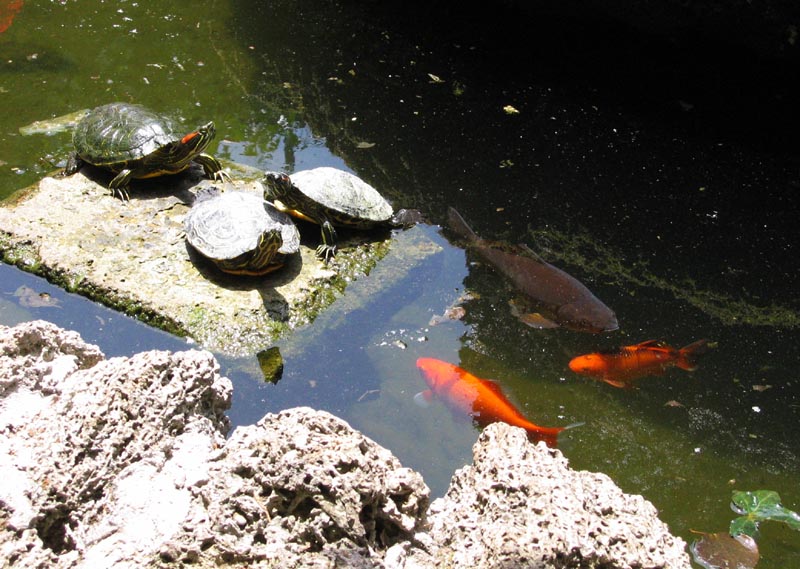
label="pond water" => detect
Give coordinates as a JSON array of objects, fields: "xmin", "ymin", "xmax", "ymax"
[{"xmin": 2, "ymin": 1, "xmax": 799, "ymax": 565}]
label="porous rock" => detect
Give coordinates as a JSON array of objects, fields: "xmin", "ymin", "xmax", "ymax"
[
  {"xmin": 158, "ymin": 407, "xmax": 431, "ymax": 567},
  {"xmin": 0, "ymin": 320, "xmax": 232, "ymax": 568},
  {"xmin": 0, "ymin": 320, "xmax": 430, "ymax": 568},
  {"xmin": 0, "ymin": 320, "xmax": 691, "ymax": 568},
  {"xmin": 426, "ymin": 424, "xmax": 692, "ymax": 569}
]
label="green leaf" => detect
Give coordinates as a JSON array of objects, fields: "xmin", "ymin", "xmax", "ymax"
[
  {"xmin": 730, "ymin": 490, "xmax": 800, "ymax": 537},
  {"xmin": 729, "ymin": 516, "xmax": 760, "ymax": 538}
]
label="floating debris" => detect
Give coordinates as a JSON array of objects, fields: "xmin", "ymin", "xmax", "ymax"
[
  {"xmin": 14, "ymin": 285, "xmax": 61, "ymax": 308},
  {"xmin": 691, "ymin": 531, "xmax": 758, "ymax": 569},
  {"xmin": 429, "ymin": 290, "xmax": 474, "ymax": 326},
  {"xmin": 357, "ymin": 389, "xmax": 380, "ymax": 403},
  {"xmin": 19, "ymin": 108, "xmax": 91, "ymax": 136},
  {"xmin": 429, "ymin": 305, "xmax": 466, "ymax": 326}
]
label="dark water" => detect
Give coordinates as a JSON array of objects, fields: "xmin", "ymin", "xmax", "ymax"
[{"xmin": 1, "ymin": 1, "xmax": 799, "ymax": 565}]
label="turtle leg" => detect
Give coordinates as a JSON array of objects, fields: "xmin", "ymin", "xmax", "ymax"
[
  {"xmin": 62, "ymin": 154, "xmax": 85, "ymax": 177},
  {"xmin": 194, "ymin": 153, "xmax": 231, "ymax": 183},
  {"xmin": 109, "ymin": 169, "xmax": 133, "ymax": 201},
  {"xmin": 316, "ymin": 219, "xmax": 338, "ymax": 262}
]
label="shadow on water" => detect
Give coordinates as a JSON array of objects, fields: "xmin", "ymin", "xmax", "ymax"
[{"xmin": 1, "ymin": 0, "xmax": 799, "ymax": 565}]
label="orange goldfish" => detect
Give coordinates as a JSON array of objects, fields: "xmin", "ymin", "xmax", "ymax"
[
  {"xmin": 415, "ymin": 357, "xmax": 565, "ymax": 447},
  {"xmin": 568, "ymin": 339, "xmax": 711, "ymax": 388},
  {"xmin": 0, "ymin": 1, "xmax": 23, "ymax": 34}
]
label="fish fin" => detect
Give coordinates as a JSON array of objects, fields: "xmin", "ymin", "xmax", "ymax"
[
  {"xmin": 446, "ymin": 207, "xmax": 480, "ymax": 243},
  {"xmin": 413, "ymin": 390, "xmax": 434, "ymax": 408},
  {"xmin": 479, "ymin": 378, "xmax": 508, "ymax": 398},
  {"xmin": 517, "ymin": 243, "xmax": 546, "ymax": 262},
  {"xmin": 603, "ymin": 378, "xmax": 633, "ymax": 389},
  {"xmin": 509, "ymin": 299, "xmax": 559, "ymax": 329},
  {"xmin": 635, "ymin": 339, "xmax": 664, "ymax": 348},
  {"xmin": 517, "ymin": 312, "xmax": 560, "ymax": 329},
  {"xmin": 563, "ymin": 421, "xmax": 586, "ymax": 431},
  {"xmin": 677, "ymin": 338, "xmax": 712, "ymax": 371},
  {"xmin": 525, "ymin": 425, "xmax": 566, "ymax": 448},
  {"xmin": 477, "ymin": 378, "xmax": 528, "ymax": 413}
]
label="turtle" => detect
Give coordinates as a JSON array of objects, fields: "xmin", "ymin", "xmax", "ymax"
[
  {"xmin": 262, "ymin": 167, "xmax": 419, "ymax": 261},
  {"xmin": 63, "ymin": 102, "xmax": 230, "ymax": 200},
  {"xmin": 184, "ymin": 189, "xmax": 300, "ymax": 276}
]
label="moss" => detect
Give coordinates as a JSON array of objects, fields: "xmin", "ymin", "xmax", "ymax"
[
  {"xmin": 1, "ymin": 241, "xmax": 42, "ymax": 272},
  {"xmin": 0, "ymin": 233, "xmax": 189, "ymax": 337},
  {"xmin": 289, "ymin": 238, "xmax": 392, "ymax": 328}
]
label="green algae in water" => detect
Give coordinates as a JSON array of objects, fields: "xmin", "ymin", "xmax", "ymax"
[{"xmin": 526, "ymin": 226, "xmax": 800, "ymax": 328}]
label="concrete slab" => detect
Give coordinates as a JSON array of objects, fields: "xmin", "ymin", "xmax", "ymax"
[{"xmin": 0, "ymin": 163, "xmax": 439, "ymax": 356}]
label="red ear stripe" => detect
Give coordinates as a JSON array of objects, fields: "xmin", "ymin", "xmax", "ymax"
[{"xmin": 181, "ymin": 131, "xmax": 200, "ymax": 144}]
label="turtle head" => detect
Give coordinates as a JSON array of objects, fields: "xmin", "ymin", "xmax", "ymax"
[
  {"xmin": 167, "ymin": 121, "xmax": 216, "ymax": 167},
  {"xmin": 179, "ymin": 122, "xmax": 215, "ymax": 153},
  {"xmin": 262, "ymin": 171, "xmax": 293, "ymax": 200}
]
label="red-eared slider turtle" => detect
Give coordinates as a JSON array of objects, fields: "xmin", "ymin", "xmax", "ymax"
[
  {"xmin": 263, "ymin": 167, "xmax": 418, "ymax": 261},
  {"xmin": 184, "ymin": 190, "xmax": 300, "ymax": 276},
  {"xmin": 63, "ymin": 102, "xmax": 230, "ymax": 200}
]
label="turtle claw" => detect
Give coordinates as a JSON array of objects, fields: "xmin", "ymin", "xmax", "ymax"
[
  {"xmin": 316, "ymin": 243, "xmax": 337, "ymax": 263},
  {"xmin": 213, "ymin": 169, "xmax": 233, "ymax": 184},
  {"xmin": 111, "ymin": 186, "xmax": 131, "ymax": 201}
]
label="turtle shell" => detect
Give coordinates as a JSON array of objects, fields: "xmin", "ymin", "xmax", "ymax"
[
  {"xmin": 284, "ymin": 167, "xmax": 393, "ymax": 226},
  {"xmin": 65, "ymin": 102, "xmax": 227, "ymax": 200},
  {"xmin": 185, "ymin": 191, "xmax": 300, "ymax": 275},
  {"xmin": 73, "ymin": 103, "xmax": 182, "ymax": 168}
]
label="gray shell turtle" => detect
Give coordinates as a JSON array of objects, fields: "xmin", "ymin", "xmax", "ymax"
[
  {"xmin": 185, "ymin": 190, "xmax": 299, "ymax": 275},
  {"xmin": 262, "ymin": 167, "xmax": 395, "ymax": 261}
]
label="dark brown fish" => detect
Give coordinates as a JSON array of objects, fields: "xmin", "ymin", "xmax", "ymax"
[{"xmin": 447, "ymin": 207, "xmax": 618, "ymax": 333}]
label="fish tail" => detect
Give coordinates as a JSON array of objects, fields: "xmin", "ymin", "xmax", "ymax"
[
  {"xmin": 526, "ymin": 425, "xmax": 566, "ymax": 448},
  {"xmin": 446, "ymin": 207, "xmax": 480, "ymax": 243},
  {"xmin": 677, "ymin": 339, "xmax": 712, "ymax": 371}
]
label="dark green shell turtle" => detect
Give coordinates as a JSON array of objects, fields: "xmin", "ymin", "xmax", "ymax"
[
  {"xmin": 64, "ymin": 102, "xmax": 229, "ymax": 199},
  {"xmin": 262, "ymin": 167, "xmax": 398, "ymax": 261},
  {"xmin": 184, "ymin": 190, "xmax": 300, "ymax": 276}
]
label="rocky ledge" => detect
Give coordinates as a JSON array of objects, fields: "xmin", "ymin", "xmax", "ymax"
[
  {"xmin": 0, "ymin": 320, "xmax": 691, "ymax": 568},
  {"xmin": 0, "ymin": 167, "xmax": 439, "ymax": 357}
]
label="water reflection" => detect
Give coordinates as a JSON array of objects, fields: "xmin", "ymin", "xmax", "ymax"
[{"xmin": 0, "ymin": 264, "xmax": 189, "ymax": 357}]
